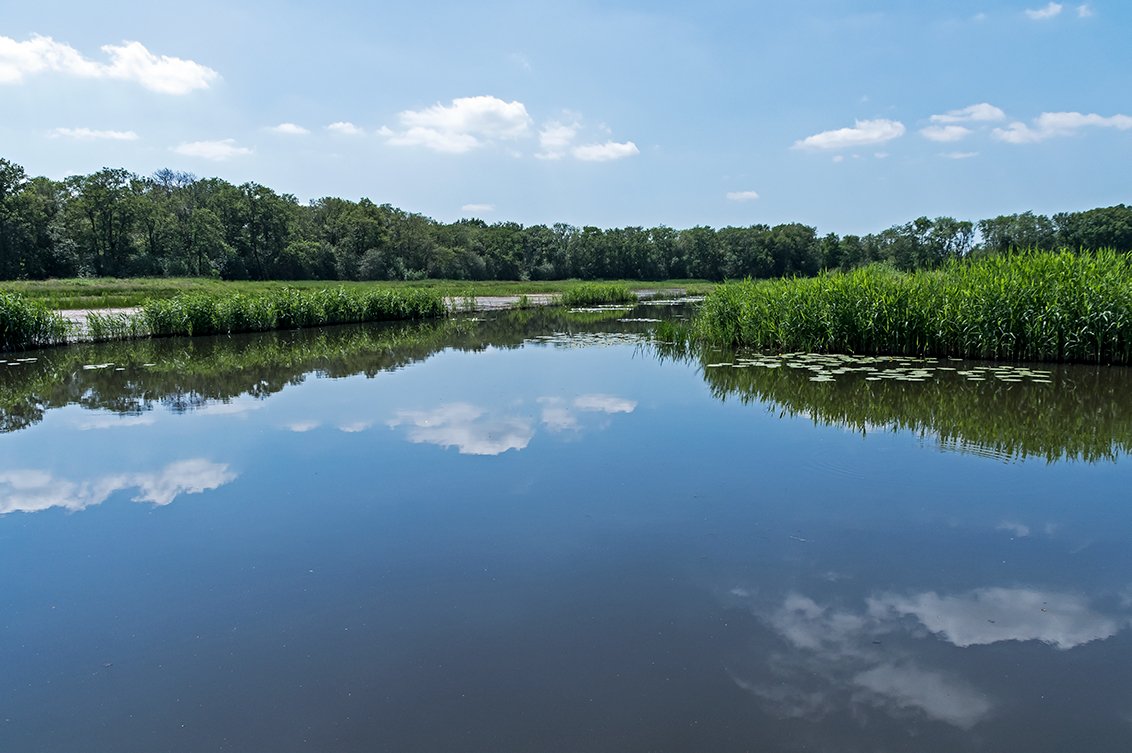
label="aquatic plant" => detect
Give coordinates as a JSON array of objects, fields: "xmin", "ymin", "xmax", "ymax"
[
  {"xmin": 693, "ymin": 251, "xmax": 1132, "ymax": 364},
  {"xmin": 0, "ymin": 293, "xmax": 69, "ymax": 351},
  {"xmin": 562, "ymin": 283, "xmax": 638, "ymax": 306}
]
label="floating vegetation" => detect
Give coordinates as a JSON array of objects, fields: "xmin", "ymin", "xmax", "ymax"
[
  {"xmin": 526, "ymin": 332, "xmax": 650, "ymax": 349},
  {"xmin": 646, "ymin": 342, "xmax": 1132, "ymax": 463},
  {"xmin": 694, "ymin": 251, "xmax": 1132, "ymax": 364}
]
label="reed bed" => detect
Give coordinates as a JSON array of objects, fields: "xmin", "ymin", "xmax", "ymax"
[
  {"xmin": 561, "ymin": 283, "xmax": 638, "ymax": 306},
  {"xmin": 694, "ymin": 251, "xmax": 1132, "ymax": 364},
  {"xmin": 142, "ymin": 287, "xmax": 447, "ymax": 338},
  {"xmin": 0, "ymin": 293, "xmax": 69, "ymax": 351}
]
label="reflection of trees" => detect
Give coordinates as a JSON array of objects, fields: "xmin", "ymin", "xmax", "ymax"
[
  {"xmin": 650, "ymin": 343, "xmax": 1132, "ymax": 463},
  {"xmin": 0, "ymin": 306, "xmax": 665, "ymax": 433}
]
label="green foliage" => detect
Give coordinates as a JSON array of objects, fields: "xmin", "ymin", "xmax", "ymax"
[
  {"xmin": 561, "ymin": 283, "xmax": 638, "ymax": 306},
  {"xmin": 0, "ymin": 292, "xmax": 69, "ymax": 350},
  {"xmin": 141, "ymin": 286, "xmax": 447, "ymax": 338},
  {"xmin": 694, "ymin": 251, "xmax": 1132, "ymax": 364}
]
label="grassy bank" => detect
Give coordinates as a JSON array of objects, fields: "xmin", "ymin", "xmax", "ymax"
[
  {"xmin": 692, "ymin": 250, "xmax": 1132, "ymax": 364},
  {"xmin": 561, "ymin": 282, "xmax": 638, "ymax": 306},
  {"xmin": 0, "ymin": 277, "xmax": 712, "ymax": 310}
]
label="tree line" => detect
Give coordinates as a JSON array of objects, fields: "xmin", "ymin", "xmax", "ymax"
[{"xmin": 2, "ymin": 158, "xmax": 1130, "ymax": 282}]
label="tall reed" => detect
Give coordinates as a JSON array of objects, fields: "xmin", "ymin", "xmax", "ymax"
[
  {"xmin": 562, "ymin": 283, "xmax": 638, "ymax": 306},
  {"xmin": 0, "ymin": 293, "xmax": 69, "ymax": 351},
  {"xmin": 694, "ymin": 250, "xmax": 1132, "ymax": 364}
]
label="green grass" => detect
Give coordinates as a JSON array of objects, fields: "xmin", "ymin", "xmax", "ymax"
[
  {"xmin": 0, "ymin": 278, "xmax": 713, "ymax": 310},
  {"xmin": 0, "ymin": 293, "xmax": 69, "ymax": 351},
  {"xmin": 561, "ymin": 283, "xmax": 638, "ymax": 306},
  {"xmin": 693, "ymin": 251, "xmax": 1132, "ymax": 364}
]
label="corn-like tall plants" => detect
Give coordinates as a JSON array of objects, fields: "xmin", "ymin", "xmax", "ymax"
[{"xmin": 694, "ymin": 251, "xmax": 1132, "ymax": 363}]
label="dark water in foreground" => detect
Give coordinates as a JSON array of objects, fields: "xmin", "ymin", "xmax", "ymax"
[{"xmin": 2, "ymin": 304, "xmax": 1131, "ymax": 752}]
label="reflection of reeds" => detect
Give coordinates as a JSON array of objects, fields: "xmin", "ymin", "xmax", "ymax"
[
  {"xmin": 695, "ymin": 251, "xmax": 1132, "ymax": 364},
  {"xmin": 0, "ymin": 293, "xmax": 69, "ymax": 351},
  {"xmin": 648, "ymin": 339, "xmax": 1132, "ymax": 463}
]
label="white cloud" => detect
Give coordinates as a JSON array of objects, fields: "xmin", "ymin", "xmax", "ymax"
[
  {"xmin": 996, "ymin": 521, "xmax": 1031, "ymax": 537},
  {"xmin": 538, "ymin": 397, "xmax": 578, "ymax": 432},
  {"xmin": 52, "ymin": 127, "xmax": 138, "ymax": 141},
  {"xmin": 942, "ymin": 151, "xmax": 979, "ymax": 159},
  {"xmin": 726, "ymin": 190, "xmax": 760, "ymax": 201},
  {"xmin": 793, "ymin": 119, "xmax": 905, "ymax": 150},
  {"xmin": 1026, "ymin": 2, "xmax": 1063, "ymax": 19},
  {"xmin": 871, "ymin": 588, "xmax": 1123, "ymax": 649},
  {"xmin": 1077, "ymin": 4, "xmax": 1094, "ymax": 17},
  {"xmin": 992, "ymin": 111, "xmax": 1132, "ymax": 143},
  {"xmin": 196, "ymin": 396, "xmax": 265, "ymax": 417},
  {"xmin": 574, "ymin": 394, "xmax": 637, "ymax": 413},
  {"xmin": 387, "ymin": 403, "xmax": 534, "ymax": 455},
  {"xmin": 536, "ymin": 120, "xmax": 578, "ymax": 160},
  {"xmin": 270, "ymin": 123, "xmax": 308, "ymax": 135},
  {"xmin": 572, "ymin": 140, "xmax": 640, "ymax": 161},
  {"xmin": 381, "ymin": 95, "xmax": 533, "ymax": 154},
  {"xmin": 874, "ymin": 152, "xmax": 888, "ymax": 158},
  {"xmin": 326, "ymin": 121, "xmax": 363, "ymax": 135},
  {"xmin": 831, "ymin": 155, "xmax": 844, "ymax": 162},
  {"xmin": 930, "ymin": 103, "xmax": 1006, "ymax": 123},
  {"xmin": 0, "ymin": 34, "xmax": 218, "ymax": 94},
  {"xmin": 338, "ymin": 421, "xmax": 373, "ymax": 433},
  {"xmin": 0, "ymin": 459, "xmax": 236, "ymax": 515},
  {"xmin": 172, "ymin": 138, "xmax": 253, "ymax": 161},
  {"xmin": 920, "ymin": 125, "xmax": 972, "ymax": 142},
  {"xmin": 462, "ymin": 203, "xmax": 495, "ymax": 212},
  {"xmin": 76, "ymin": 414, "xmax": 155, "ymax": 429}
]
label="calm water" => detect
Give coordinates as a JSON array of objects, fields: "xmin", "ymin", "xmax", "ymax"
[{"xmin": 2, "ymin": 304, "xmax": 1131, "ymax": 752}]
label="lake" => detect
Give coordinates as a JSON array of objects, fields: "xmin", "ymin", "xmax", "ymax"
[{"xmin": 2, "ymin": 301, "xmax": 1131, "ymax": 752}]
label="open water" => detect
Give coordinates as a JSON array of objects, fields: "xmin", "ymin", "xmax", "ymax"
[{"xmin": 1, "ymin": 302, "xmax": 1130, "ymax": 752}]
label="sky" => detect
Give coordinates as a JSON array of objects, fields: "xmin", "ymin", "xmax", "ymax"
[{"xmin": 1, "ymin": 0, "xmax": 1129, "ymax": 235}]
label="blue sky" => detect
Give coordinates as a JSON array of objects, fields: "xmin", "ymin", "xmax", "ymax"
[{"xmin": 1, "ymin": 0, "xmax": 1128, "ymax": 234}]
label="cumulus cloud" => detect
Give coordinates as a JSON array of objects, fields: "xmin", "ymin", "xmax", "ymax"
[
  {"xmin": 538, "ymin": 397, "xmax": 578, "ymax": 432},
  {"xmin": 536, "ymin": 120, "xmax": 579, "ymax": 160},
  {"xmin": 76, "ymin": 414, "xmax": 155, "ymax": 429},
  {"xmin": 387, "ymin": 403, "xmax": 534, "ymax": 455},
  {"xmin": 992, "ymin": 111, "xmax": 1132, "ymax": 143},
  {"xmin": 920, "ymin": 125, "xmax": 972, "ymax": 142},
  {"xmin": 930, "ymin": 103, "xmax": 1006, "ymax": 124},
  {"xmin": 0, "ymin": 34, "xmax": 218, "ymax": 94},
  {"xmin": 270, "ymin": 123, "xmax": 308, "ymax": 135},
  {"xmin": 51, "ymin": 127, "xmax": 138, "ymax": 141},
  {"xmin": 172, "ymin": 138, "xmax": 253, "ymax": 161},
  {"xmin": 285, "ymin": 421, "xmax": 320, "ymax": 432},
  {"xmin": 461, "ymin": 203, "xmax": 495, "ymax": 212},
  {"xmin": 338, "ymin": 421, "xmax": 373, "ymax": 433},
  {"xmin": 853, "ymin": 663, "xmax": 993, "ymax": 730},
  {"xmin": 942, "ymin": 151, "xmax": 979, "ymax": 159},
  {"xmin": 326, "ymin": 121, "xmax": 363, "ymax": 135},
  {"xmin": 572, "ymin": 140, "xmax": 639, "ymax": 161},
  {"xmin": 726, "ymin": 190, "xmax": 760, "ymax": 201},
  {"xmin": 380, "ymin": 95, "xmax": 533, "ymax": 153},
  {"xmin": 0, "ymin": 459, "xmax": 236, "ymax": 514},
  {"xmin": 1026, "ymin": 2, "xmax": 1063, "ymax": 19},
  {"xmin": 1077, "ymin": 4, "xmax": 1094, "ymax": 17},
  {"xmin": 793, "ymin": 119, "xmax": 905, "ymax": 150}
]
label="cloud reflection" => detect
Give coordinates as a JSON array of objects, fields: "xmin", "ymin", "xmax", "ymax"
[
  {"xmin": 730, "ymin": 586, "xmax": 1127, "ymax": 730},
  {"xmin": 387, "ymin": 404, "xmax": 534, "ymax": 455},
  {"xmin": 0, "ymin": 459, "xmax": 237, "ymax": 514}
]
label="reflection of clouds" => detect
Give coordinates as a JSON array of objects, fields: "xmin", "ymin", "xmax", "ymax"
[
  {"xmin": 996, "ymin": 520, "xmax": 1030, "ymax": 537},
  {"xmin": 387, "ymin": 404, "xmax": 534, "ymax": 455},
  {"xmin": 870, "ymin": 588, "xmax": 1122, "ymax": 649},
  {"xmin": 732, "ymin": 586, "xmax": 1127, "ymax": 731},
  {"xmin": 285, "ymin": 420, "xmax": 320, "ymax": 432},
  {"xmin": 853, "ymin": 663, "xmax": 993, "ymax": 729},
  {"xmin": 538, "ymin": 398, "xmax": 577, "ymax": 431},
  {"xmin": 76, "ymin": 414, "xmax": 157, "ymax": 430},
  {"xmin": 197, "ymin": 396, "xmax": 265, "ymax": 417},
  {"xmin": 338, "ymin": 421, "xmax": 373, "ymax": 433},
  {"xmin": 574, "ymin": 393, "xmax": 637, "ymax": 413},
  {"xmin": 0, "ymin": 459, "xmax": 237, "ymax": 514}
]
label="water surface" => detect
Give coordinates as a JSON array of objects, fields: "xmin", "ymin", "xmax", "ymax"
[{"xmin": 2, "ymin": 304, "xmax": 1131, "ymax": 751}]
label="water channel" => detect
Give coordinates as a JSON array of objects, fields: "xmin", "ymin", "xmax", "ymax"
[{"xmin": 2, "ymin": 301, "xmax": 1130, "ymax": 751}]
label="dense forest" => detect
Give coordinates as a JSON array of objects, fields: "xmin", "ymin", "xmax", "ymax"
[{"xmin": 1, "ymin": 157, "xmax": 1130, "ymax": 282}]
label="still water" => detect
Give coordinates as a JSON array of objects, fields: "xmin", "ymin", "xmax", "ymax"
[{"xmin": 2, "ymin": 303, "xmax": 1131, "ymax": 752}]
